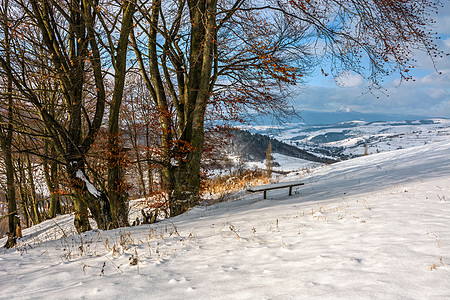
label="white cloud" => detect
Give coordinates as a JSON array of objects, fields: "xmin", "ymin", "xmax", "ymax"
[
  {"xmin": 428, "ymin": 88, "xmax": 447, "ymax": 99},
  {"xmin": 335, "ymin": 72, "xmax": 363, "ymax": 88},
  {"xmin": 418, "ymin": 69, "xmax": 450, "ymax": 86},
  {"xmin": 444, "ymin": 38, "xmax": 450, "ymax": 49},
  {"xmin": 289, "ymin": 2, "xmax": 450, "ymax": 119},
  {"xmin": 291, "ymin": 77, "xmax": 450, "ymax": 117}
]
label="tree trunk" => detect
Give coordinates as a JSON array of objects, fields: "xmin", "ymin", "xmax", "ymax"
[
  {"xmin": 17, "ymin": 157, "xmax": 38, "ymax": 226},
  {"xmin": 43, "ymin": 142, "xmax": 61, "ymax": 219},
  {"xmin": 66, "ymin": 158, "xmax": 111, "ymax": 231},
  {"xmin": 129, "ymin": 125, "xmax": 147, "ymax": 197},
  {"xmin": 1, "ymin": 0, "xmax": 18, "ymax": 247},
  {"xmin": 170, "ymin": 107, "xmax": 206, "ymax": 216},
  {"xmin": 21, "ymin": 194, "xmax": 30, "ymax": 229},
  {"xmin": 169, "ymin": 0, "xmax": 216, "ymax": 217},
  {"xmin": 26, "ymin": 153, "xmax": 41, "ymax": 224},
  {"xmin": 106, "ymin": 0, "xmax": 135, "ymax": 228},
  {"xmin": 16, "ymin": 159, "xmax": 30, "ymax": 228},
  {"xmin": 72, "ymin": 194, "xmax": 91, "ymax": 233},
  {"xmin": 2, "ymin": 129, "xmax": 17, "ymax": 248},
  {"xmin": 146, "ymin": 126, "xmax": 153, "ymax": 194}
]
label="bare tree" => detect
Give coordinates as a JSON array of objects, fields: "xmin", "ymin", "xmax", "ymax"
[
  {"xmin": 0, "ymin": 0, "xmax": 136, "ymax": 231},
  {"xmin": 131, "ymin": 0, "xmax": 444, "ymax": 217},
  {"xmin": 1, "ymin": 0, "xmax": 445, "ymax": 233}
]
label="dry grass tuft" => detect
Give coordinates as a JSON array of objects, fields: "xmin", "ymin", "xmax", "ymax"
[{"xmin": 201, "ymin": 169, "xmax": 270, "ymax": 204}]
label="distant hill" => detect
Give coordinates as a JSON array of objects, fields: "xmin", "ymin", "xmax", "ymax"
[
  {"xmin": 240, "ymin": 110, "xmax": 432, "ymax": 127},
  {"xmin": 297, "ymin": 110, "xmax": 432, "ymax": 125},
  {"xmin": 222, "ymin": 129, "xmax": 337, "ymax": 164}
]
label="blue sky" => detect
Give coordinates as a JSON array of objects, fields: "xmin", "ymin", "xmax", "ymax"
[{"xmin": 291, "ymin": 2, "xmax": 450, "ymax": 118}]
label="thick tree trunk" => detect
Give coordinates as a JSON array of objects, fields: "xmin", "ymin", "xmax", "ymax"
[
  {"xmin": 72, "ymin": 195, "xmax": 91, "ymax": 233},
  {"xmin": 169, "ymin": 0, "xmax": 216, "ymax": 217},
  {"xmin": 171, "ymin": 155, "xmax": 202, "ymax": 216},
  {"xmin": 45, "ymin": 163, "xmax": 61, "ymax": 219},
  {"xmin": 170, "ymin": 106, "xmax": 206, "ymax": 216},
  {"xmin": 107, "ymin": 139, "xmax": 129, "ymax": 228},
  {"xmin": 67, "ymin": 158, "xmax": 112, "ymax": 231}
]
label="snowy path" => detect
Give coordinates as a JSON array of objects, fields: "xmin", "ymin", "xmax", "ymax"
[{"xmin": 1, "ymin": 141, "xmax": 449, "ymax": 299}]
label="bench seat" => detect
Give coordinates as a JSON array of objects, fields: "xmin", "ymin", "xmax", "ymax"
[{"xmin": 247, "ymin": 181, "xmax": 305, "ymax": 199}]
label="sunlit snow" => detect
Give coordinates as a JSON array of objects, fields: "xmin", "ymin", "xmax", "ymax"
[{"xmin": 1, "ymin": 141, "xmax": 449, "ymax": 299}]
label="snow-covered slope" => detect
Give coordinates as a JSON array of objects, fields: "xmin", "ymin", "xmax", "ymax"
[
  {"xmin": 1, "ymin": 141, "xmax": 449, "ymax": 299},
  {"xmin": 241, "ymin": 118, "xmax": 450, "ymax": 159}
]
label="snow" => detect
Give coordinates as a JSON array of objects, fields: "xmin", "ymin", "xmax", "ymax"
[
  {"xmin": 246, "ymin": 153, "xmax": 321, "ymax": 172},
  {"xmin": 1, "ymin": 141, "xmax": 450, "ymax": 299},
  {"xmin": 170, "ymin": 158, "xmax": 179, "ymax": 167},
  {"xmin": 75, "ymin": 170, "xmax": 102, "ymax": 198},
  {"xmin": 248, "ymin": 118, "xmax": 450, "ymax": 158}
]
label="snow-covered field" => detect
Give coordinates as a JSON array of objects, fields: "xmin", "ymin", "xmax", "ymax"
[
  {"xmin": 1, "ymin": 140, "xmax": 449, "ymax": 299},
  {"xmin": 244, "ymin": 118, "xmax": 450, "ymax": 159}
]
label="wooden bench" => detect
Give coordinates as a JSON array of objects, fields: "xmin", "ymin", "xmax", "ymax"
[{"xmin": 247, "ymin": 182, "xmax": 305, "ymax": 199}]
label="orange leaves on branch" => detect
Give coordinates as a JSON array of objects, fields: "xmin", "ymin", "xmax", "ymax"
[{"xmin": 259, "ymin": 52, "xmax": 297, "ymax": 83}]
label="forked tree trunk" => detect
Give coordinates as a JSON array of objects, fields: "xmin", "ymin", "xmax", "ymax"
[{"xmin": 67, "ymin": 158, "xmax": 112, "ymax": 232}]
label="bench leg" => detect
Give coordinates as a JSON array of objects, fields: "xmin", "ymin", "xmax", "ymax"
[
  {"xmin": 289, "ymin": 186, "xmax": 292, "ymax": 196},
  {"xmin": 264, "ymin": 190, "xmax": 267, "ymax": 199}
]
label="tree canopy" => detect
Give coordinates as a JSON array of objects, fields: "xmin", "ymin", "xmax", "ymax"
[{"xmin": 0, "ymin": 0, "xmax": 446, "ymax": 238}]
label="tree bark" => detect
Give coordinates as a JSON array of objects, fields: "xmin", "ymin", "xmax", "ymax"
[
  {"xmin": 66, "ymin": 157, "xmax": 112, "ymax": 231},
  {"xmin": 1, "ymin": 0, "xmax": 18, "ymax": 247},
  {"xmin": 1, "ymin": 121, "xmax": 17, "ymax": 248},
  {"xmin": 16, "ymin": 158, "xmax": 30, "ymax": 228},
  {"xmin": 146, "ymin": 125, "xmax": 153, "ymax": 194},
  {"xmin": 169, "ymin": 0, "xmax": 217, "ymax": 216},
  {"xmin": 107, "ymin": 0, "xmax": 136, "ymax": 228},
  {"xmin": 43, "ymin": 141, "xmax": 61, "ymax": 219},
  {"xmin": 26, "ymin": 153, "xmax": 41, "ymax": 224}
]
